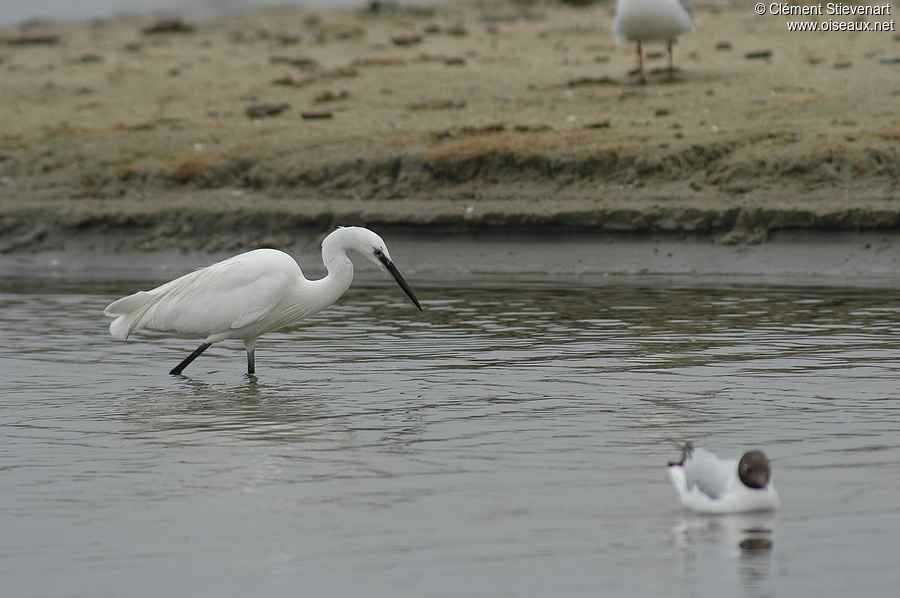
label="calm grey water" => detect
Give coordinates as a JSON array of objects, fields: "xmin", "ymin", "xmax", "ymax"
[{"xmin": 2, "ymin": 278, "xmax": 900, "ymax": 597}]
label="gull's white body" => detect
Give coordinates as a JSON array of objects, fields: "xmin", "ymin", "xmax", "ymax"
[
  {"xmin": 668, "ymin": 448, "xmax": 780, "ymax": 514},
  {"xmin": 613, "ymin": 0, "xmax": 693, "ymax": 43}
]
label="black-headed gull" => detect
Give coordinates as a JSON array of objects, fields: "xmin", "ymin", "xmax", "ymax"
[
  {"xmin": 667, "ymin": 443, "xmax": 781, "ymax": 514},
  {"xmin": 613, "ymin": 0, "xmax": 693, "ymax": 83}
]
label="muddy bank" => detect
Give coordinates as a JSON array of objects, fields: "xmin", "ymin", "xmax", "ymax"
[
  {"xmin": 2, "ymin": 229, "xmax": 900, "ymax": 288},
  {"xmin": 5, "ymin": 191, "xmax": 900, "ymax": 255},
  {"xmin": 1, "ymin": 0, "xmax": 899, "ymax": 252}
]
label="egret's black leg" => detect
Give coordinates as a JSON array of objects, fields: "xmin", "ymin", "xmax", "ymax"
[
  {"xmin": 243, "ymin": 340, "xmax": 257, "ymax": 376},
  {"xmin": 170, "ymin": 342, "xmax": 212, "ymax": 375}
]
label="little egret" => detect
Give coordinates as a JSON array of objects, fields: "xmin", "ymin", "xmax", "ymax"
[
  {"xmin": 104, "ymin": 226, "xmax": 422, "ymax": 375},
  {"xmin": 613, "ymin": 0, "xmax": 693, "ymax": 84}
]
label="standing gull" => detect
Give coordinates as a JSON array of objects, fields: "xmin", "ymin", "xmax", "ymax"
[
  {"xmin": 104, "ymin": 226, "xmax": 422, "ymax": 376},
  {"xmin": 613, "ymin": 0, "xmax": 693, "ymax": 83},
  {"xmin": 667, "ymin": 442, "xmax": 781, "ymax": 514}
]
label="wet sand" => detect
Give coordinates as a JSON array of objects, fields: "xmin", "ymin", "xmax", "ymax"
[
  {"xmin": 1, "ymin": 0, "xmax": 899, "ymax": 253},
  {"xmin": 3, "ymin": 230, "xmax": 900, "ymax": 286}
]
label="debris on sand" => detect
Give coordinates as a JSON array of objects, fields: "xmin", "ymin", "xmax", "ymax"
[
  {"xmin": 314, "ymin": 90, "xmax": 350, "ymax": 103},
  {"xmin": 271, "ymin": 66, "xmax": 357, "ymax": 88},
  {"xmin": 269, "ymin": 55, "xmax": 319, "ymax": 70},
  {"xmin": 301, "ymin": 111, "xmax": 334, "ymax": 120},
  {"xmin": 142, "ymin": 19, "xmax": 196, "ymax": 36},
  {"xmin": 445, "ymin": 24, "xmax": 469, "ymax": 37},
  {"xmin": 431, "ymin": 123, "xmax": 506, "ymax": 141},
  {"xmin": 351, "ymin": 56, "xmax": 406, "ymax": 67},
  {"xmin": 320, "ymin": 66, "xmax": 359, "ymax": 79},
  {"xmin": 2, "ymin": 33, "xmax": 60, "ymax": 46},
  {"xmin": 407, "ymin": 99, "xmax": 466, "ymax": 111},
  {"xmin": 273, "ymin": 33, "xmax": 301, "ymax": 46},
  {"xmin": 246, "ymin": 103, "xmax": 290, "ymax": 119},
  {"xmin": 514, "ymin": 124, "xmax": 553, "ymax": 133},
  {"xmin": 745, "ymin": 50, "xmax": 773, "ymax": 60},
  {"xmin": 272, "ymin": 75, "xmax": 314, "ymax": 88},
  {"xmin": 364, "ymin": 1, "xmax": 436, "ymax": 18},
  {"xmin": 392, "ymin": 34, "xmax": 423, "ymax": 47},
  {"xmin": 75, "ymin": 53, "xmax": 103, "ymax": 64},
  {"xmin": 418, "ymin": 53, "xmax": 466, "ymax": 66},
  {"xmin": 566, "ymin": 76, "xmax": 617, "ymax": 87}
]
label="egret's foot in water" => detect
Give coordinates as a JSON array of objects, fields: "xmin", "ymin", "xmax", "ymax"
[{"xmin": 170, "ymin": 342, "xmax": 212, "ymax": 376}]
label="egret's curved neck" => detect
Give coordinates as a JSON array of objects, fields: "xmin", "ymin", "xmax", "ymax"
[{"xmin": 305, "ymin": 234, "xmax": 355, "ymax": 313}]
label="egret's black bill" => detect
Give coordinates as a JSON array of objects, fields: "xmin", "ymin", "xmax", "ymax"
[{"xmin": 375, "ymin": 250, "xmax": 422, "ymax": 311}]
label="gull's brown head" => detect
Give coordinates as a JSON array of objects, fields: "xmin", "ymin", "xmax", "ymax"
[{"xmin": 738, "ymin": 450, "xmax": 771, "ymax": 490}]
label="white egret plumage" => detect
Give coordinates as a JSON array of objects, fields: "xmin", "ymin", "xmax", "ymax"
[
  {"xmin": 667, "ymin": 443, "xmax": 781, "ymax": 514},
  {"xmin": 104, "ymin": 226, "xmax": 422, "ymax": 375},
  {"xmin": 613, "ymin": 0, "xmax": 693, "ymax": 83}
]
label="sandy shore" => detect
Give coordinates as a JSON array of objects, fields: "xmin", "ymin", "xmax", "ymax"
[{"xmin": 1, "ymin": 0, "xmax": 899, "ymax": 253}]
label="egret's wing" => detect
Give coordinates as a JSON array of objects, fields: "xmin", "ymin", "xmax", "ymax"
[
  {"xmin": 681, "ymin": 448, "xmax": 734, "ymax": 500},
  {"xmin": 136, "ymin": 253, "xmax": 294, "ymax": 337}
]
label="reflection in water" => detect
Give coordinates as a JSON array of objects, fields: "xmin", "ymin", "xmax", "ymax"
[
  {"xmin": 125, "ymin": 375, "xmax": 334, "ymax": 443},
  {"xmin": 673, "ymin": 513, "xmax": 776, "ymax": 596},
  {"xmin": 2, "ymin": 282, "xmax": 900, "ymax": 597}
]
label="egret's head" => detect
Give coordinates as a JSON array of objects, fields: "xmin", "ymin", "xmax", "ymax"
[
  {"xmin": 738, "ymin": 450, "xmax": 771, "ymax": 490},
  {"xmin": 347, "ymin": 227, "xmax": 392, "ymax": 270},
  {"xmin": 330, "ymin": 226, "xmax": 422, "ymax": 311}
]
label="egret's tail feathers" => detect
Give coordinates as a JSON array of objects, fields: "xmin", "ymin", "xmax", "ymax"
[
  {"xmin": 104, "ymin": 291, "xmax": 155, "ymax": 340},
  {"xmin": 104, "ymin": 291, "xmax": 153, "ymax": 316},
  {"xmin": 109, "ymin": 315, "xmax": 135, "ymax": 341}
]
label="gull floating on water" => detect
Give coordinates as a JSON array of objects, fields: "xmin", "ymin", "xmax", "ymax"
[
  {"xmin": 667, "ymin": 443, "xmax": 781, "ymax": 514},
  {"xmin": 104, "ymin": 227, "xmax": 422, "ymax": 376},
  {"xmin": 613, "ymin": 0, "xmax": 693, "ymax": 83}
]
